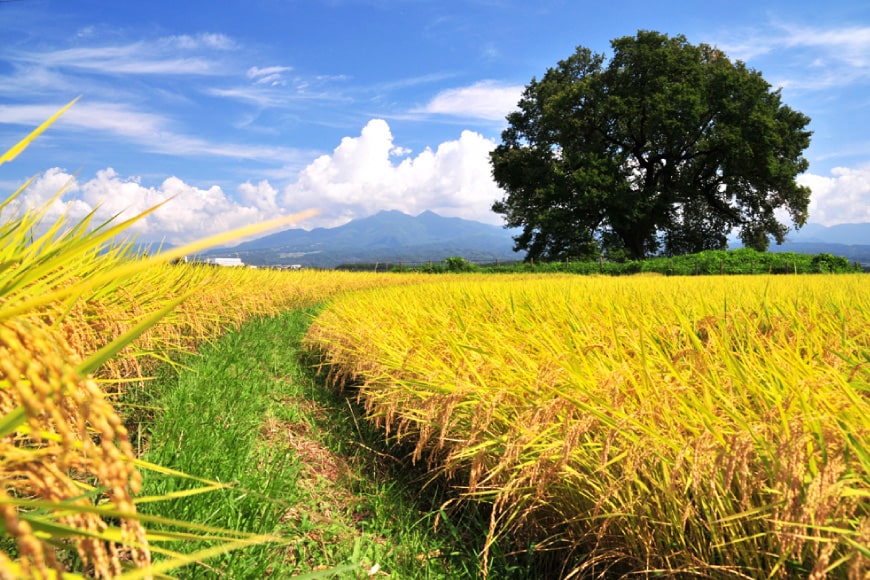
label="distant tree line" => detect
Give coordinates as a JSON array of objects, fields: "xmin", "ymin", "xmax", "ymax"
[{"xmin": 335, "ymin": 249, "xmax": 861, "ymax": 275}]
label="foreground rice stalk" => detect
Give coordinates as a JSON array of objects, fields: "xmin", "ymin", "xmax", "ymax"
[
  {"xmin": 0, "ymin": 102, "xmax": 151, "ymax": 578},
  {"xmin": 0, "ymin": 101, "xmax": 324, "ymax": 578}
]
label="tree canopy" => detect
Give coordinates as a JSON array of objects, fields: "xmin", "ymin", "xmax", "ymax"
[{"xmin": 490, "ymin": 30, "xmax": 812, "ymax": 261}]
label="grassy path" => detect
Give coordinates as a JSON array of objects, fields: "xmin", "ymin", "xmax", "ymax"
[{"xmin": 127, "ymin": 307, "xmax": 531, "ymax": 579}]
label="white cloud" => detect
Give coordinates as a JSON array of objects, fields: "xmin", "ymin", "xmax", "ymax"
[
  {"xmin": 0, "ymin": 101, "xmax": 306, "ymax": 164},
  {"xmin": 371, "ymin": 72, "xmax": 457, "ymax": 93},
  {"xmin": 10, "ymin": 168, "xmax": 302, "ymax": 245},
  {"xmin": 800, "ymin": 165, "xmax": 870, "ymax": 226},
  {"xmin": 390, "ymin": 145, "xmax": 412, "ymax": 157},
  {"xmin": 238, "ymin": 180, "xmax": 281, "ymax": 214},
  {"xmin": 206, "ymin": 87, "xmax": 288, "ymax": 108},
  {"xmin": 17, "ymin": 44, "xmax": 217, "ymax": 76},
  {"xmin": 9, "ymin": 117, "xmax": 508, "ymax": 244},
  {"xmin": 11, "ymin": 125, "xmax": 866, "ymax": 248},
  {"xmin": 715, "ymin": 22, "xmax": 870, "ymax": 90},
  {"xmin": 247, "ymin": 66, "xmax": 292, "ymax": 78},
  {"xmin": 778, "ymin": 24, "xmax": 870, "ymax": 63},
  {"xmin": 247, "ymin": 65, "xmax": 293, "ymax": 86},
  {"xmin": 7, "ymin": 33, "xmax": 237, "ymax": 77},
  {"xmin": 281, "ymin": 118, "xmax": 504, "ymax": 226},
  {"xmin": 170, "ymin": 33, "xmax": 237, "ymax": 51},
  {"xmin": 6, "ymin": 168, "xmax": 90, "ymax": 224},
  {"xmin": 417, "ymin": 81, "xmax": 523, "ymax": 121},
  {"xmin": 207, "ymin": 72, "xmax": 346, "ymax": 108}
]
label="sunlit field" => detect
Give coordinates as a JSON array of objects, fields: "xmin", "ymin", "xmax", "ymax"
[
  {"xmin": 3, "ymin": 202, "xmax": 868, "ymax": 577},
  {"xmin": 306, "ymin": 274, "xmax": 870, "ymax": 577},
  {"xmin": 2, "ymin": 105, "xmax": 868, "ymax": 578}
]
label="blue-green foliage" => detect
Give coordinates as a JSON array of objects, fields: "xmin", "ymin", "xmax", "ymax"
[{"xmin": 395, "ymin": 248, "xmax": 861, "ymax": 275}]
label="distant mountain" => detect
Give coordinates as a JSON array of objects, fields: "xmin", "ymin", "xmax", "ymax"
[
  {"xmin": 733, "ymin": 222, "xmax": 870, "ymax": 266},
  {"xmin": 769, "ymin": 242, "xmax": 870, "ymax": 267},
  {"xmin": 785, "ymin": 222, "xmax": 870, "ymax": 245},
  {"xmin": 201, "ymin": 210, "xmax": 524, "ymax": 268},
  {"xmin": 199, "ymin": 213, "xmax": 870, "ymax": 269}
]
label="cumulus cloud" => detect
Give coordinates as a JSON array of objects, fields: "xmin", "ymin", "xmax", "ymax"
[
  {"xmin": 417, "ymin": 80, "xmax": 523, "ymax": 121},
  {"xmin": 9, "ymin": 167, "xmax": 294, "ymax": 245},
  {"xmin": 800, "ymin": 165, "xmax": 870, "ymax": 225},
  {"xmin": 9, "ymin": 119, "xmax": 512, "ymax": 244},
  {"xmin": 8, "ymin": 168, "xmax": 92, "ymax": 225},
  {"xmin": 281, "ymin": 119, "xmax": 505, "ymax": 226},
  {"xmin": 238, "ymin": 180, "xmax": 281, "ymax": 214}
]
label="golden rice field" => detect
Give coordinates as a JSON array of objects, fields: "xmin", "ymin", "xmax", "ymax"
[{"xmin": 305, "ymin": 274, "xmax": 870, "ymax": 578}]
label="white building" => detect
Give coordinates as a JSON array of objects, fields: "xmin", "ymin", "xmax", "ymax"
[{"xmin": 208, "ymin": 257, "xmax": 245, "ymax": 267}]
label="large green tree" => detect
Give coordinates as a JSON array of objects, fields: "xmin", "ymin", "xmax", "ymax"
[{"xmin": 491, "ymin": 31, "xmax": 812, "ymax": 261}]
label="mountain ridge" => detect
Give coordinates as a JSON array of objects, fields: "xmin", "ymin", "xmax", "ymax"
[
  {"xmin": 198, "ymin": 212, "xmax": 870, "ymax": 268},
  {"xmin": 784, "ymin": 222, "xmax": 870, "ymax": 245},
  {"xmin": 201, "ymin": 210, "xmax": 524, "ymax": 268}
]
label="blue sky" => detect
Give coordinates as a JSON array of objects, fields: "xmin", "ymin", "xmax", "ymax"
[{"xmin": 1, "ymin": 0, "xmax": 868, "ymax": 244}]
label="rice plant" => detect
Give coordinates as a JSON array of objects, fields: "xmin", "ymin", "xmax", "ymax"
[
  {"xmin": 0, "ymin": 100, "xmax": 367, "ymax": 578},
  {"xmin": 305, "ymin": 274, "xmax": 870, "ymax": 578}
]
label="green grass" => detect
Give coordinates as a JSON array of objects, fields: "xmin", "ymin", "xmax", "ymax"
[{"xmin": 126, "ymin": 307, "xmax": 542, "ymax": 578}]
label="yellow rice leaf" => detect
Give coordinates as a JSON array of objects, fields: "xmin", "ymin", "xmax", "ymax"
[
  {"xmin": 0, "ymin": 209, "xmax": 320, "ymax": 322},
  {"xmin": 0, "ymin": 97, "xmax": 80, "ymax": 167},
  {"xmin": 133, "ymin": 457, "xmax": 237, "ymax": 488},
  {"xmin": 0, "ymin": 406, "xmax": 27, "ymax": 438},
  {"xmin": 115, "ymin": 534, "xmax": 289, "ymax": 580},
  {"xmin": 0, "ymin": 560, "xmax": 84, "ymax": 580},
  {"xmin": 75, "ymin": 290, "xmax": 193, "ymax": 375}
]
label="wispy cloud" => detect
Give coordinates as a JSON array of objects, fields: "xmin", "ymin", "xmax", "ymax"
[
  {"xmin": 207, "ymin": 72, "xmax": 351, "ymax": 109},
  {"xmin": 0, "ymin": 29, "xmax": 321, "ymax": 165},
  {"xmin": 247, "ymin": 65, "xmax": 293, "ymax": 86},
  {"xmin": 715, "ymin": 22, "xmax": 870, "ymax": 91},
  {"xmin": 369, "ymin": 72, "xmax": 457, "ymax": 93},
  {"xmin": 8, "ymin": 34, "xmax": 235, "ymax": 76},
  {"xmin": 0, "ymin": 31, "xmax": 240, "ymax": 106},
  {"xmin": 414, "ymin": 80, "xmax": 523, "ymax": 121},
  {"xmin": 0, "ymin": 101, "xmax": 307, "ymax": 164},
  {"xmin": 171, "ymin": 33, "xmax": 237, "ymax": 51},
  {"xmin": 0, "ymin": 66, "xmax": 77, "ymax": 98},
  {"xmin": 206, "ymin": 87, "xmax": 289, "ymax": 108}
]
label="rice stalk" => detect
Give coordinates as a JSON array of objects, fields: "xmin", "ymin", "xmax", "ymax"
[{"xmin": 0, "ymin": 100, "xmax": 332, "ymax": 578}]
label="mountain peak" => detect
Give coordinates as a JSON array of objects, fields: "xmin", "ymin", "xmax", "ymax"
[{"xmin": 206, "ymin": 209, "xmax": 522, "ymax": 267}]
